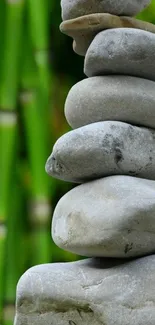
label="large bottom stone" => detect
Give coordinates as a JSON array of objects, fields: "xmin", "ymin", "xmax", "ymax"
[{"xmin": 14, "ymin": 255, "xmax": 155, "ymax": 325}]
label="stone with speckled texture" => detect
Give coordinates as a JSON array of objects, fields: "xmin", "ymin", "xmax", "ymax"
[
  {"xmin": 64, "ymin": 76, "xmax": 155, "ymax": 129},
  {"xmin": 52, "ymin": 175, "xmax": 155, "ymax": 257},
  {"xmin": 45, "ymin": 121, "xmax": 155, "ymax": 183},
  {"xmin": 84, "ymin": 28, "xmax": 155, "ymax": 81},
  {"xmin": 14, "ymin": 255, "xmax": 155, "ymax": 325},
  {"xmin": 61, "ymin": 0, "xmax": 151, "ymax": 20}
]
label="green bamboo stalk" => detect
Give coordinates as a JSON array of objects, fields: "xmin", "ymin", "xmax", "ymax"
[
  {"xmin": 27, "ymin": 0, "xmax": 53, "ymax": 162},
  {"xmin": 0, "ymin": 1, "xmax": 6, "ymax": 91},
  {"xmin": 20, "ymin": 30, "xmax": 53, "ymax": 265},
  {"xmin": 0, "ymin": 3, "xmax": 6, "ymax": 312},
  {"xmin": 0, "ymin": 97, "xmax": 18, "ymax": 325},
  {"xmin": 17, "ymin": 160, "xmax": 31, "ymax": 272},
  {"xmin": 0, "ymin": 0, "xmax": 25, "ymax": 214},
  {"xmin": 0, "ymin": 0, "xmax": 25, "ymax": 322},
  {"xmin": 0, "ymin": 0, "xmax": 25, "ymax": 110},
  {"xmin": 27, "ymin": 0, "xmax": 51, "ymax": 101},
  {"xmin": 3, "ymin": 162, "xmax": 24, "ymax": 325},
  {"xmin": 0, "ymin": 211, "xmax": 6, "ymax": 323}
]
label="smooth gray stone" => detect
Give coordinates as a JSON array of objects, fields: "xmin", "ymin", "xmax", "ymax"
[
  {"xmin": 61, "ymin": 0, "xmax": 151, "ymax": 20},
  {"xmin": 65, "ymin": 76, "xmax": 155, "ymax": 129},
  {"xmin": 52, "ymin": 175, "xmax": 155, "ymax": 257},
  {"xmin": 14, "ymin": 255, "xmax": 155, "ymax": 325},
  {"xmin": 45, "ymin": 121, "xmax": 155, "ymax": 183},
  {"xmin": 84, "ymin": 28, "xmax": 155, "ymax": 81}
]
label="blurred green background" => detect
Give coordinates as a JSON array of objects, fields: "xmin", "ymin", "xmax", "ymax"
[{"xmin": 0, "ymin": 0, "xmax": 155, "ymax": 324}]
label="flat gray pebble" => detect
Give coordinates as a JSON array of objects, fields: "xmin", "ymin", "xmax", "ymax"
[
  {"xmin": 60, "ymin": 13, "xmax": 155, "ymax": 56},
  {"xmin": 45, "ymin": 121, "xmax": 155, "ymax": 183},
  {"xmin": 52, "ymin": 175, "xmax": 155, "ymax": 257},
  {"xmin": 84, "ymin": 28, "xmax": 155, "ymax": 81},
  {"xmin": 65, "ymin": 76, "xmax": 155, "ymax": 129},
  {"xmin": 14, "ymin": 255, "xmax": 155, "ymax": 325},
  {"xmin": 61, "ymin": 0, "xmax": 151, "ymax": 20}
]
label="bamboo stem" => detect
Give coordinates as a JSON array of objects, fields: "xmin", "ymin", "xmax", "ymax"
[
  {"xmin": 27, "ymin": 0, "xmax": 51, "ymax": 101},
  {"xmin": 0, "ymin": 0, "xmax": 25, "ymax": 322},
  {"xmin": 20, "ymin": 30, "xmax": 53, "ymax": 265},
  {"xmin": 0, "ymin": 1, "xmax": 6, "ymax": 91},
  {"xmin": 3, "ymin": 163, "xmax": 24, "ymax": 325},
  {"xmin": 0, "ymin": 111, "xmax": 17, "ymax": 324},
  {"xmin": 0, "ymin": 0, "xmax": 25, "ymax": 110}
]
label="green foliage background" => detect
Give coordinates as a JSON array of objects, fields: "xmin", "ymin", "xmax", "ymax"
[{"xmin": 0, "ymin": 0, "xmax": 155, "ymax": 324}]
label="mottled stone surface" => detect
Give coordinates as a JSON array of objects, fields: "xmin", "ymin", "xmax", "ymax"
[
  {"xmin": 60, "ymin": 13, "xmax": 155, "ymax": 56},
  {"xmin": 14, "ymin": 255, "xmax": 155, "ymax": 325},
  {"xmin": 84, "ymin": 28, "xmax": 155, "ymax": 81},
  {"xmin": 61, "ymin": 0, "xmax": 151, "ymax": 21},
  {"xmin": 52, "ymin": 175, "xmax": 155, "ymax": 257},
  {"xmin": 65, "ymin": 76, "xmax": 155, "ymax": 129},
  {"xmin": 45, "ymin": 121, "xmax": 155, "ymax": 183}
]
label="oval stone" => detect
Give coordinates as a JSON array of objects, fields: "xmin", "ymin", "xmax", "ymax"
[
  {"xmin": 65, "ymin": 76, "xmax": 155, "ymax": 129},
  {"xmin": 61, "ymin": 0, "xmax": 151, "ymax": 20},
  {"xmin": 52, "ymin": 176, "xmax": 155, "ymax": 257},
  {"xmin": 45, "ymin": 121, "xmax": 155, "ymax": 183},
  {"xmin": 15, "ymin": 255, "xmax": 155, "ymax": 325},
  {"xmin": 84, "ymin": 28, "xmax": 155, "ymax": 81}
]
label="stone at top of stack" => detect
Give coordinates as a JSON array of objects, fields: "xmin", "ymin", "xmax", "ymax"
[{"xmin": 61, "ymin": 0, "xmax": 151, "ymax": 20}]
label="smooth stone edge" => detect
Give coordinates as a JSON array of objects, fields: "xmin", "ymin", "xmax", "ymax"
[{"xmin": 64, "ymin": 75, "xmax": 155, "ymax": 129}]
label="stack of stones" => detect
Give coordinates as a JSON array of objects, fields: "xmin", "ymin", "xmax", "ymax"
[{"xmin": 14, "ymin": 1, "xmax": 155, "ymax": 325}]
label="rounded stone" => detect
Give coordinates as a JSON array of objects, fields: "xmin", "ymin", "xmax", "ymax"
[
  {"xmin": 84, "ymin": 28, "xmax": 155, "ymax": 81},
  {"xmin": 52, "ymin": 175, "xmax": 155, "ymax": 257},
  {"xmin": 15, "ymin": 255, "xmax": 155, "ymax": 325},
  {"xmin": 45, "ymin": 121, "xmax": 155, "ymax": 183},
  {"xmin": 65, "ymin": 76, "xmax": 155, "ymax": 129},
  {"xmin": 60, "ymin": 13, "xmax": 155, "ymax": 56},
  {"xmin": 61, "ymin": 0, "xmax": 151, "ymax": 21}
]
